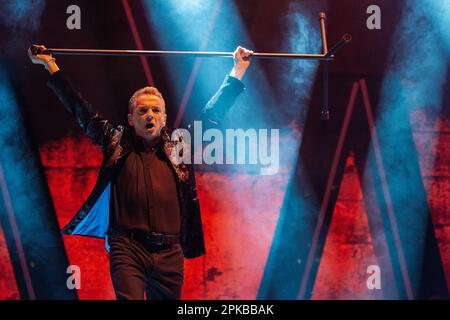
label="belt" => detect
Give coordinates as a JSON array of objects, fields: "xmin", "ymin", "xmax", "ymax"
[{"xmin": 109, "ymin": 228, "xmax": 180, "ymax": 246}]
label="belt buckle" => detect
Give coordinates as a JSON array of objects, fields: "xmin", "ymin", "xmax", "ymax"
[{"xmin": 150, "ymin": 232, "xmax": 164, "ymax": 246}]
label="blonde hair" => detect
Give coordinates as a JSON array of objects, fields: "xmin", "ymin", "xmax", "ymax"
[{"xmin": 128, "ymin": 86, "xmax": 165, "ymax": 113}]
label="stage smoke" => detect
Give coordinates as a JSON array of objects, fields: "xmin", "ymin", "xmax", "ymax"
[{"xmin": 0, "ymin": 0, "xmax": 46, "ymax": 31}]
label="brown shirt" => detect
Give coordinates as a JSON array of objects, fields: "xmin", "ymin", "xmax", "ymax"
[{"xmin": 110, "ymin": 139, "xmax": 181, "ymax": 234}]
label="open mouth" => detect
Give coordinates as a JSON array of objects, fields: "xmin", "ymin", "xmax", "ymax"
[{"xmin": 145, "ymin": 123, "xmax": 155, "ymax": 129}]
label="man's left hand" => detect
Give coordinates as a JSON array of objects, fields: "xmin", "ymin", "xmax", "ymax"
[{"xmin": 230, "ymin": 46, "xmax": 253, "ymax": 80}]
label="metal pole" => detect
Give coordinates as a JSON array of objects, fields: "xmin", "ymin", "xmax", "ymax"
[
  {"xmin": 30, "ymin": 46, "xmax": 335, "ymax": 60},
  {"xmin": 319, "ymin": 12, "xmax": 330, "ymax": 120},
  {"xmin": 29, "ymin": 11, "xmax": 352, "ymax": 122},
  {"xmin": 319, "ymin": 12, "xmax": 328, "ymax": 53}
]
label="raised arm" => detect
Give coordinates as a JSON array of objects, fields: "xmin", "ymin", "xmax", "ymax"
[
  {"xmin": 202, "ymin": 46, "xmax": 252, "ymax": 124},
  {"xmin": 28, "ymin": 45, "xmax": 120, "ymax": 151}
]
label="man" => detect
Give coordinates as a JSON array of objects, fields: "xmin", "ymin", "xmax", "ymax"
[{"xmin": 28, "ymin": 44, "xmax": 252, "ymax": 299}]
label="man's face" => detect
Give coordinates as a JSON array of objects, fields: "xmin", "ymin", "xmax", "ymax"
[{"xmin": 128, "ymin": 94, "xmax": 167, "ymax": 142}]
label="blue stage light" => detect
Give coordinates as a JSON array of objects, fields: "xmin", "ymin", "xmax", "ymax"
[{"xmin": 0, "ymin": 0, "xmax": 45, "ymax": 31}]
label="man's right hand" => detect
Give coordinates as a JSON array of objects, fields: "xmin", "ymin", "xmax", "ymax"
[{"xmin": 28, "ymin": 44, "xmax": 60, "ymax": 74}]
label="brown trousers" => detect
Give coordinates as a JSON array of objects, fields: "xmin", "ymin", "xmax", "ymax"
[{"xmin": 109, "ymin": 235, "xmax": 184, "ymax": 300}]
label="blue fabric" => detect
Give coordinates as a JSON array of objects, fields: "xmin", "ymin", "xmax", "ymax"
[
  {"xmin": 72, "ymin": 183, "xmax": 111, "ymax": 239},
  {"xmin": 104, "ymin": 234, "xmax": 110, "ymax": 252}
]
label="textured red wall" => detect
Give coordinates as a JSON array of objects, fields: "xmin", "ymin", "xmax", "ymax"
[
  {"xmin": 411, "ymin": 110, "xmax": 450, "ymax": 289},
  {"xmin": 38, "ymin": 135, "xmax": 112, "ymax": 299},
  {"xmin": 311, "ymin": 154, "xmax": 383, "ymax": 299},
  {"xmin": 0, "ymin": 222, "xmax": 20, "ymax": 299},
  {"xmin": 311, "ymin": 110, "xmax": 450, "ymax": 299},
  {"xmin": 183, "ymin": 171, "xmax": 287, "ymax": 299}
]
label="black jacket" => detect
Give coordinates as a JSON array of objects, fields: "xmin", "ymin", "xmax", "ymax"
[{"xmin": 47, "ymin": 71, "xmax": 244, "ymax": 258}]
